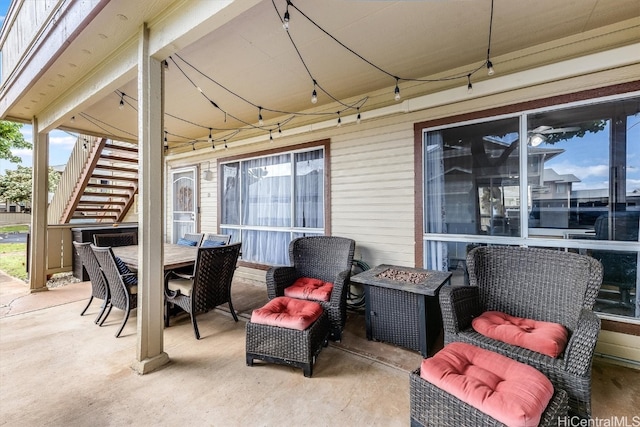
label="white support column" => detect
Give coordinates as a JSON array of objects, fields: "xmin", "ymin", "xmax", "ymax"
[
  {"xmin": 131, "ymin": 22, "xmax": 169, "ymax": 374},
  {"xmin": 28, "ymin": 117, "xmax": 48, "ymax": 292}
]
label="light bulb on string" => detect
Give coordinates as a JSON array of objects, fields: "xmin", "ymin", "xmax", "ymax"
[
  {"xmin": 336, "ymin": 112, "xmax": 342, "ymax": 127},
  {"xmin": 487, "ymin": 60, "xmax": 495, "ymax": 76},
  {"xmin": 70, "ymin": 116, "xmax": 75, "ymax": 124},
  {"xmin": 278, "ymin": 123, "xmax": 282, "ymax": 136},
  {"xmin": 311, "ymin": 80, "xmax": 318, "ymax": 104},
  {"xmin": 283, "ymin": 2, "xmax": 290, "ymax": 30},
  {"xmin": 394, "ymin": 78, "xmax": 401, "ymax": 101},
  {"xmin": 164, "ymin": 130, "xmax": 168, "ymax": 143},
  {"xmin": 258, "ymin": 107, "xmax": 264, "ymax": 126},
  {"xmin": 356, "ymin": 108, "xmax": 361, "ymax": 125},
  {"xmin": 224, "ymin": 139, "xmax": 228, "ymax": 150},
  {"xmin": 269, "ymin": 130, "xmax": 273, "ymax": 142},
  {"xmin": 119, "ymin": 92, "xmax": 125, "ymax": 110},
  {"xmin": 467, "ymin": 74, "xmax": 473, "ymax": 94},
  {"xmin": 208, "ymin": 128, "xmax": 213, "ymax": 144}
]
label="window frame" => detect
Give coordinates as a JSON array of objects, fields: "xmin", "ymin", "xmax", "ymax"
[
  {"xmin": 217, "ymin": 139, "xmax": 330, "ymax": 269},
  {"xmin": 414, "ymin": 82, "xmax": 640, "ymax": 326}
]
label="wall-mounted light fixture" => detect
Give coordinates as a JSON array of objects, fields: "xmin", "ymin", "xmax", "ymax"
[{"xmin": 203, "ymin": 161, "xmax": 214, "ymax": 181}]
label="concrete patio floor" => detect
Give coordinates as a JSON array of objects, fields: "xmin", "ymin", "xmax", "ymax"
[{"xmin": 1, "ymin": 271, "xmax": 638, "ymax": 426}]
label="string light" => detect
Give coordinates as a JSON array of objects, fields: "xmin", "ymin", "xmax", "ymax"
[
  {"xmin": 311, "ymin": 80, "xmax": 318, "ymax": 104},
  {"xmin": 76, "ymin": 2, "xmax": 499, "ymax": 150},
  {"xmin": 282, "ymin": 0, "xmax": 291, "ymax": 30},
  {"xmin": 278, "ymin": 122, "xmax": 282, "ymax": 136},
  {"xmin": 208, "ymin": 128, "xmax": 213, "ymax": 144},
  {"xmin": 224, "ymin": 139, "xmax": 228, "ymax": 149},
  {"xmin": 163, "ymin": 59, "xmax": 169, "ymax": 69},
  {"xmin": 70, "ymin": 116, "xmax": 75, "ymax": 123},
  {"xmin": 336, "ymin": 112, "xmax": 341, "ymax": 127},
  {"xmin": 486, "ymin": 0, "xmax": 495, "ymax": 76},
  {"xmin": 467, "ymin": 74, "xmax": 473, "ymax": 94},
  {"xmin": 164, "ymin": 130, "xmax": 168, "ymax": 143},
  {"xmin": 486, "ymin": 60, "xmax": 495, "ymax": 76}
]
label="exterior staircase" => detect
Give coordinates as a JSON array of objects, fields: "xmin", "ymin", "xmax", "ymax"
[{"xmin": 49, "ymin": 136, "xmax": 139, "ymax": 224}]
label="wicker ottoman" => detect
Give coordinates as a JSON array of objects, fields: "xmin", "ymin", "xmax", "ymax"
[
  {"xmin": 246, "ymin": 296, "xmax": 330, "ymax": 377},
  {"xmin": 410, "ymin": 343, "xmax": 569, "ymax": 427}
]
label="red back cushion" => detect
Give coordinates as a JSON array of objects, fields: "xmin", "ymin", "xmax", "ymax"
[
  {"xmin": 251, "ymin": 296, "xmax": 323, "ymax": 330},
  {"xmin": 472, "ymin": 311, "xmax": 569, "ymax": 358},
  {"xmin": 284, "ymin": 277, "xmax": 334, "ymax": 302},
  {"xmin": 421, "ymin": 342, "xmax": 554, "ymax": 427}
]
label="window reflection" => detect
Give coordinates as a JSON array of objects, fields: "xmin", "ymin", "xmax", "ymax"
[{"xmin": 423, "ymin": 96, "xmax": 640, "ymax": 320}]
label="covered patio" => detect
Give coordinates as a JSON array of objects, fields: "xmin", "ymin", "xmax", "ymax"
[
  {"xmin": 1, "ymin": 272, "xmax": 638, "ymax": 425},
  {"xmin": 1, "ymin": 1, "xmax": 639, "ymax": 420}
]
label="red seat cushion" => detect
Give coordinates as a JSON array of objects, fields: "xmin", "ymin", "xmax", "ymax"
[
  {"xmin": 284, "ymin": 277, "xmax": 334, "ymax": 302},
  {"xmin": 251, "ymin": 296, "xmax": 324, "ymax": 331},
  {"xmin": 420, "ymin": 342, "xmax": 554, "ymax": 427},
  {"xmin": 472, "ymin": 311, "xmax": 569, "ymax": 358}
]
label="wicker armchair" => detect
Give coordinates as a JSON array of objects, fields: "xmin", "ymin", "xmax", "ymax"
[
  {"xmin": 90, "ymin": 245, "xmax": 138, "ymax": 338},
  {"xmin": 266, "ymin": 236, "xmax": 356, "ymax": 341},
  {"xmin": 440, "ymin": 246, "xmax": 603, "ymax": 419},
  {"xmin": 73, "ymin": 241, "xmax": 109, "ymax": 324},
  {"xmin": 93, "ymin": 232, "xmax": 137, "ymax": 247},
  {"xmin": 164, "ymin": 242, "xmax": 241, "ymax": 339}
]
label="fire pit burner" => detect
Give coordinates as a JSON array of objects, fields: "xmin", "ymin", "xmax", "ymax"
[{"xmin": 376, "ymin": 268, "xmax": 432, "ymax": 284}]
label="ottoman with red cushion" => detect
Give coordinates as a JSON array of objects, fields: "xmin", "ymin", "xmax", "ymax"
[
  {"xmin": 246, "ymin": 296, "xmax": 330, "ymax": 377},
  {"xmin": 410, "ymin": 343, "xmax": 568, "ymax": 427}
]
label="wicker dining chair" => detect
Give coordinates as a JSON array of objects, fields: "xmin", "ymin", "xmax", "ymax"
[
  {"xmin": 440, "ymin": 246, "xmax": 603, "ymax": 419},
  {"xmin": 200, "ymin": 232, "xmax": 231, "ymax": 247},
  {"xmin": 178, "ymin": 233, "xmax": 204, "ymax": 246},
  {"xmin": 90, "ymin": 245, "xmax": 138, "ymax": 338},
  {"xmin": 164, "ymin": 242, "xmax": 242, "ymax": 339},
  {"xmin": 266, "ymin": 236, "xmax": 356, "ymax": 341},
  {"xmin": 73, "ymin": 241, "xmax": 109, "ymax": 324},
  {"xmin": 93, "ymin": 232, "xmax": 138, "ymax": 247}
]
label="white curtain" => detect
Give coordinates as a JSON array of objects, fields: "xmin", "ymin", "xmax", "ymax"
[
  {"xmin": 424, "ymin": 132, "xmax": 449, "ymax": 271},
  {"xmin": 221, "ymin": 149, "xmax": 324, "ymax": 266}
]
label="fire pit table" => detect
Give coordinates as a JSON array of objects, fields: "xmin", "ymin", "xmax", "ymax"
[{"xmin": 350, "ymin": 264, "xmax": 452, "ymax": 357}]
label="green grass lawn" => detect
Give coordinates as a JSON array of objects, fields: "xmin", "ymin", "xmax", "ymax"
[
  {"xmin": 0, "ymin": 225, "xmax": 28, "ymax": 281},
  {"xmin": 0, "ymin": 224, "xmax": 29, "ymax": 233}
]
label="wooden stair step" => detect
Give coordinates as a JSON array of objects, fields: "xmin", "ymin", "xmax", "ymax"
[
  {"xmin": 78, "ymin": 200, "xmax": 127, "ymax": 206},
  {"xmin": 104, "ymin": 144, "xmax": 138, "ymax": 154},
  {"xmin": 91, "ymin": 174, "xmax": 138, "ymax": 182},
  {"xmin": 86, "ymin": 183, "xmax": 135, "ymax": 191},
  {"xmin": 95, "ymin": 164, "xmax": 139, "ymax": 174},
  {"xmin": 75, "ymin": 207, "xmax": 122, "ymax": 212},
  {"xmin": 99, "ymin": 154, "xmax": 138, "ymax": 163},
  {"xmin": 81, "ymin": 192, "xmax": 131, "ymax": 198}
]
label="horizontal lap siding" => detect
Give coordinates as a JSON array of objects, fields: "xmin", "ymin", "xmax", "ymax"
[
  {"xmin": 200, "ymin": 171, "xmax": 218, "ymax": 233},
  {"xmin": 331, "ymin": 121, "xmax": 415, "ymax": 268}
]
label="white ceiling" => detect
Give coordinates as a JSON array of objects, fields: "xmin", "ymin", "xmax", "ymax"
[{"xmin": 5, "ymin": 0, "xmax": 640, "ymax": 151}]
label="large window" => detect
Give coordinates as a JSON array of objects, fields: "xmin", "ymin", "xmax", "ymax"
[
  {"xmin": 422, "ymin": 95, "xmax": 640, "ymax": 321},
  {"xmin": 220, "ymin": 146, "xmax": 326, "ymax": 265}
]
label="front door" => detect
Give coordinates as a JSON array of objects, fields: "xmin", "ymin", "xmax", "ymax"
[{"xmin": 171, "ymin": 166, "xmax": 198, "ymax": 243}]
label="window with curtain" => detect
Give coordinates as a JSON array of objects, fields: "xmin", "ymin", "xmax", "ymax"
[{"xmin": 220, "ymin": 147, "xmax": 325, "ymax": 265}]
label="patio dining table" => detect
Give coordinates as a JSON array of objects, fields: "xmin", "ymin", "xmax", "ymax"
[{"xmin": 112, "ymin": 243, "xmax": 198, "ymax": 271}]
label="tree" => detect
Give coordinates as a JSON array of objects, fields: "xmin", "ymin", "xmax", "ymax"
[
  {"xmin": 0, "ymin": 166, "xmax": 60, "ymax": 207},
  {"xmin": 0, "ymin": 120, "xmax": 32, "ymax": 163}
]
